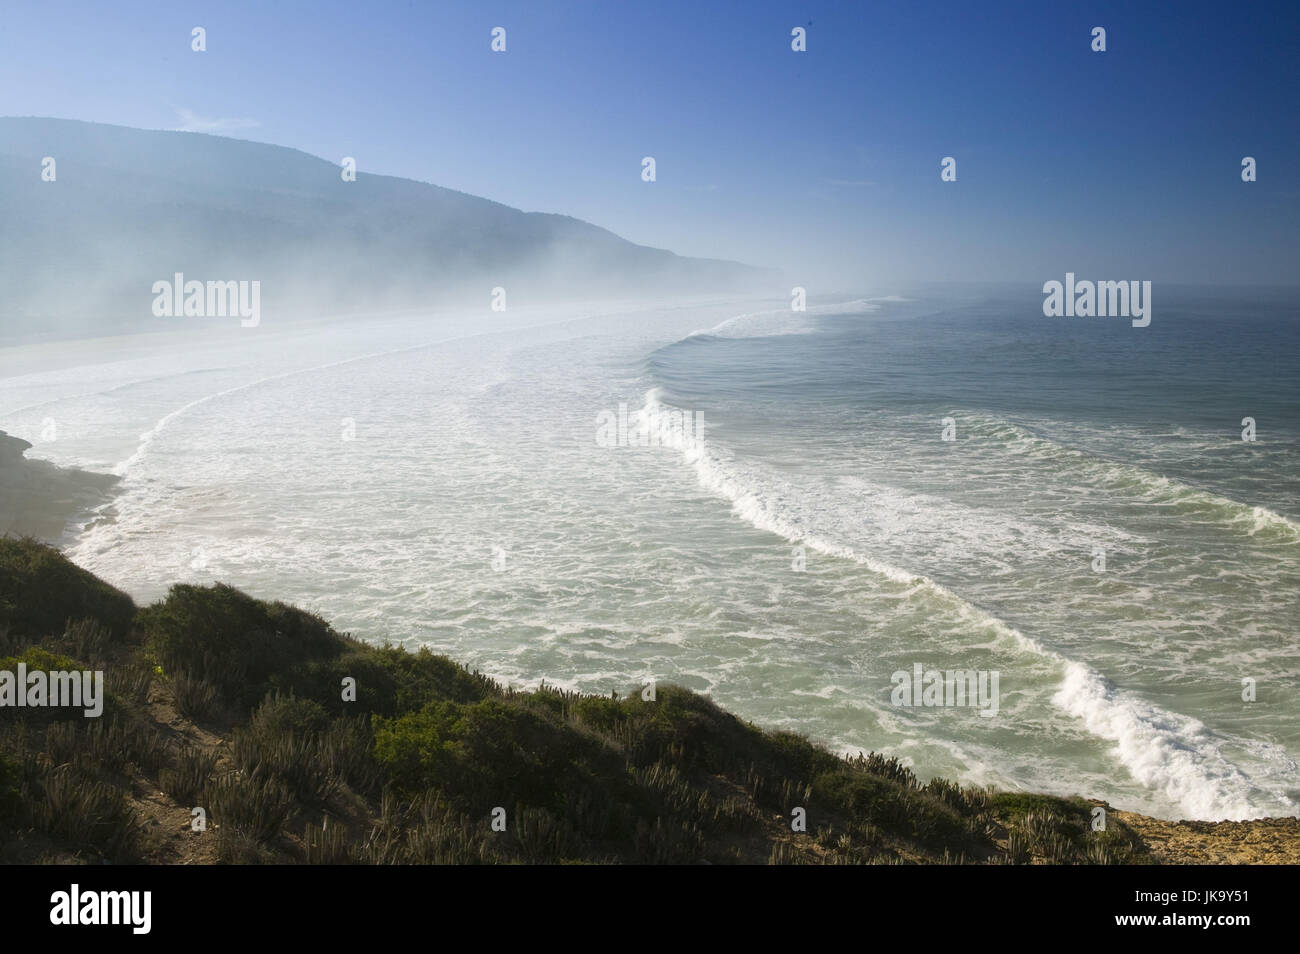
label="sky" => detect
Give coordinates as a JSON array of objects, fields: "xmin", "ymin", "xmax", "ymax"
[{"xmin": 2, "ymin": 0, "xmax": 1298, "ymax": 288}]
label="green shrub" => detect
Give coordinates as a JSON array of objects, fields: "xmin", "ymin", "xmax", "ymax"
[
  {"xmin": 245, "ymin": 694, "xmax": 329, "ymax": 737},
  {"xmin": 320, "ymin": 715, "xmax": 380, "ymax": 795},
  {"xmin": 233, "ymin": 729, "xmax": 338, "ymax": 806},
  {"xmin": 813, "ymin": 768, "xmax": 972, "ymax": 849},
  {"xmin": 0, "ymin": 647, "xmax": 106, "ymax": 725},
  {"xmin": 206, "ymin": 771, "xmax": 293, "ymax": 844},
  {"xmin": 993, "ymin": 797, "xmax": 1144, "ymax": 864},
  {"xmin": 44, "ymin": 717, "xmax": 162, "ymax": 777},
  {"xmin": 139, "ymin": 583, "xmax": 346, "ymax": 711},
  {"xmin": 159, "ymin": 746, "xmax": 218, "ymax": 804},
  {"xmin": 229, "ymin": 697, "xmax": 339, "ymax": 805},
  {"xmin": 374, "ymin": 645, "xmax": 497, "ymax": 711},
  {"xmin": 30, "ymin": 766, "xmax": 137, "ymax": 860},
  {"xmin": 0, "ymin": 538, "xmax": 135, "ymax": 639},
  {"xmin": 990, "ymin": 791, "xmax": 1089, "ymax": 819},
  {"xmin": 106, "ymin": 662, "xmax": 152, "ymax": 707},
  {"xmin": 296, "ymin": 651, "xmax": 399, "ymax": 715},
  {"xmin": 373, "ymin": 697, "xmax": 621, "ymax": 813},
  {"xmin": 397, "ymin": 803, "xmax": 491, "ymax": 865},
  {"xmin": 169, "ymin": 668, "xmax": 220, "ymax": 721},
  {"xmin": 0, "ymin": 647, "xmax": 83, "ymax": 674},
  {"xmin": 49, "ymin": 619, "xmax": 115, "ymax": 666}
]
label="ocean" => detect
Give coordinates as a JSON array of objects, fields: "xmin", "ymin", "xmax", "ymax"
[{"xmin": 2, "ymin": 284, "xmax": 1296, "ymax": 821}]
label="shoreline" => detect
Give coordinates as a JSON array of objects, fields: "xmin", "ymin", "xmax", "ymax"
[
  {"xmin": 0, "ymin": 442, "xmax": 1293, "ymax": 840},
  {"xmin": 0, "ymin": 534, "xmax": 1295, "ymax": 864},
  {"xmin": 0, "ymin": 431, "xmax": 119, "ymax": 545}
]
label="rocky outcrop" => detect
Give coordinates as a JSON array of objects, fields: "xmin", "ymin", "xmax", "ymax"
[
  {"xmin": 0, "ymin": 432, "xmax": 32, "ymax": 469},
  {"xmin": 0, "ymin": 431, "xmax": 117, "ymax": 542}
]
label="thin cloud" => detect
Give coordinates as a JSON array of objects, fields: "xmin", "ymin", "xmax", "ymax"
[
  {"xmin": 173, "ymin": 109, "xmax": 260, "ymax": 133},
  {"xmin": 824, "ymin": 177, "xmax": 877, "ymax": 187}
]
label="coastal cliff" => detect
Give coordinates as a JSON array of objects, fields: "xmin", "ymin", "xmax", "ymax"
[{"xmin": 0, "ymin": 536, "xmax": 1295, "ymax": 865}]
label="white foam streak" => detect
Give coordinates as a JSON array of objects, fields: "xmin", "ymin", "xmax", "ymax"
[
  {"xmin": 684, "ymin": 298, "xmax": 880, "ymax": 340},
  {"xmin": 972, "ymin": 415, "xmax": 1300, "ymax": 540},
  {"xmin": 643, "ymin": 389, "xmax": 1288, "ymax": 820}
]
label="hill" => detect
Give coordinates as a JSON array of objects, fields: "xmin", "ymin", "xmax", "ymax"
[{"xmin": 0, "ymin": 117, "xmax": 770, "ymax": 339}]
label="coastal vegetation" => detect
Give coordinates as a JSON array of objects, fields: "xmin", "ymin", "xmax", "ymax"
[{"xmin": 0, "ymin": 537, "xmax": 1269, "ymax": 865}]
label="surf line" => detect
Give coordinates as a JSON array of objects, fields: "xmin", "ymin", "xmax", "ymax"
[
  {"xmin": 642, "ymin": 390, "xmax": 1267, "ymax": 819},
  {"xmin": 110, "ymin": 302, "xmax": 674, "ymax": 478}
]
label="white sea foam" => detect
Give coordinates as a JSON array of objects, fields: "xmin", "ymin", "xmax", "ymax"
[
  {"xmin": 964, "ymin": 414, "xmax": 1300, "ymax": 540},
  {"xmin": 19, "ymin": 296, "xmax": 1295, "ymax": 824},
  {"xmin": 642, "ymin": 388, "xmax": 1296, "ymax": 820},
  {"xmin": 684, "ymin": 298, "xmax": 881, "ymax": 340}
]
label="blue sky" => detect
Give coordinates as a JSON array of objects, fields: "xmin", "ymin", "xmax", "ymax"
[{"xmin": 2, "ymin": 0, "xmax": 1297, "ymax": 286}]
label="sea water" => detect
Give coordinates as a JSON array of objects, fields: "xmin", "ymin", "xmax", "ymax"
[{"xmin": 1, "ymin": 284, "xmax": 1295, "ymax": 820}]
